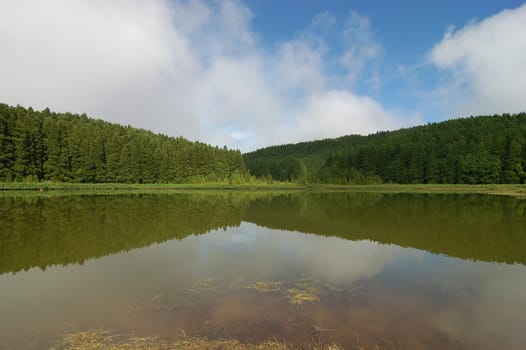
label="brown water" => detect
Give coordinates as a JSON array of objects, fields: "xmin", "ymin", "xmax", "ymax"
[{"xmin": 0, "ymin": 192, "xmax": 525, "ymax": 349}]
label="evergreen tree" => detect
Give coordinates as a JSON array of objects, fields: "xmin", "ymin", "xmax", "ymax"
[
  {"xmin": 502, "ymin": 139, "xmax": 523, "ymax": 183},
  {"xmin": 244, "ymin": 113, "xmax": 526, "ymax": 185},
  {"xmin": 0, "ymin": 103, "xmax": 247, "ymax": 183}
]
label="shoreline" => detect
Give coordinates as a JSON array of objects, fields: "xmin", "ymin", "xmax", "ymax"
[{"xmin": 0, "ymin": 182, "xmax": 525, "ymax": 197}]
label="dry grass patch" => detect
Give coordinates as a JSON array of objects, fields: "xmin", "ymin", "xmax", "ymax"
[
  {"xmin": 150, "ymin": 277, "xmax": 345, "ymax": 311},
  {"xmin": 247, "ymin": 281, "xmax": 284, "ymax": 293},
  {"xmin": 52, "ymin": 330, "xmax": 345, "ymax": 350}
]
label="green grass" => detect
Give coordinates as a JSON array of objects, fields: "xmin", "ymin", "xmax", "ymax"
[
  {"xmin": 1, "ymin": 181, "xmax": 525, "ymax": 197},
  {"xmin": 0, "ymin": 181, "xmax": 302, "ymax": 197},
  {"xmin": 313, "ymin": 183, "xmax": 526, "ymax": 196}
]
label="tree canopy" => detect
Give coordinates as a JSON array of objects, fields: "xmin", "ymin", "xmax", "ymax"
[
  {"xmin": 2, "ymin": 103, "xmax": 525, "ymax": 185},
  {"xmin": 244, "ymin": 113, "xmax": 526, "ymax": 184},
  {"xmin": 0, "ymin": 103, "xmax": 247, "ymax": 183}
]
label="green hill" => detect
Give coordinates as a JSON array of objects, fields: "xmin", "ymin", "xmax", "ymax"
[
  {"xmin": 0, "ymin": 103, "xmax": 246, "ymax": 183},
  {"xmin": 244, "ymin": 113, "xmax": 526, "ymax": 184}
]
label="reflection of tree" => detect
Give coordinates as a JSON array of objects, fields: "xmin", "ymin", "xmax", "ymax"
[
  {"xmin": 0, "ymin": 193, "xmax": 254, "ymax": 275},
  {"xmin": 1, "ymin": 192, "xmax": 524, "ymax": 275},
  {"xmin": 244, "ymin": 192, "xmax": 526, "ymax": 265}
]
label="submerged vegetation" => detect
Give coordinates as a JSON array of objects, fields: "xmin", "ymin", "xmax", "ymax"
[
  {"xmin": 247, "ymin": 281, "xmax": 284, "ymax": 293},
  {"xmin": 53, "ymin": 277, "xmax": 358, "ymax": 349},
  {"xmin": 151, "ymin": 277, "xmax": 343, "ymax": 310},
  {"xmin": 135, "ymin": 277, "xmax": 365, "ymax": 350},
  {"xmin": 53, "ymin": 330, "xmax": 349, "ymax": 350}
]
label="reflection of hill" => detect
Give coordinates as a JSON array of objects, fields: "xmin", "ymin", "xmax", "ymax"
[
  {"xmin": 244, "ymin": 192, "xmax": 526, "ymax": 265},
  {"xmin": 0, "ymin": 193, "xmax": 249, "ymax": 274},
  {"xmin": 1, "ymin": 192, "xmax": 525, "ymax": 275}
]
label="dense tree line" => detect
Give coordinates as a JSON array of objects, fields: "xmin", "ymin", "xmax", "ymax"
[
  {"xmin": 0, "ymin": 103, "xmax": 247, "ymax": 183},
  {"xmin": 245, "ymin": 113, "xmax": 526, "ymax": 184}
]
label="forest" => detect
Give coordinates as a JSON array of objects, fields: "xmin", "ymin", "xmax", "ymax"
[
  {"xmin": 244, "ymin": 113, "xmax": 526, "ymax": 184},
  {"xmin": 0, "ymin": 104, "xmax": 247, "ymax": 183},
  {"xmin": 1, "ymin": 103, "xmax": 525, "ymax": 185}
]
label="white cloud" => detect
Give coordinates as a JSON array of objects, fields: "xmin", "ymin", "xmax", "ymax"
[
  {"xmin": 341, "ymin": 12, "xmax": 382, "ymax": 85},
  {"xmin": 273, "ymin": 37, "xmax": 326, "ymax": 94},
  {"xmin": 296, "ymin": 91, "xmax": 405, "ymax": 142},
  {"xmin": 0, "ymin": 0, "xmax": 409, "ymax": 151},
  {"xmin": 195, "ymin": 55, "xmax": 284, "ymax": 148},
  {"xmin": 430, "ymin": 4, "xmax": 526, "ymax": 116},
  {"xmin": 0, "ymin": 0, "xmax": 203, "ymax": 137}
]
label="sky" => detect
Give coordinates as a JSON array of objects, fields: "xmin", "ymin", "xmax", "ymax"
[{"xmin": 1, "ymin": 0, "xmax": 525, "ymax": 152}]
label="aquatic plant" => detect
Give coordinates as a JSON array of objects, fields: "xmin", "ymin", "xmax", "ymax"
[
  {"xmin": 247, "ymin": 281, "xmax": 284, "ymax": 293},
  {"xmin": 52, "ymin": 330, "xmax": 347, "ymax": 350},
  {"xmin": 150, "ymin": 277, "xmax": 345, "ymax": 311}
]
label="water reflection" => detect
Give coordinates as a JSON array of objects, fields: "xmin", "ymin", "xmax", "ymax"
[
  {"xmin": 0, "ymin": 193, "xmax": 247, "ymax": 274},
  {"xmin": 431, "ymin": 261, "xmax": 526, "ymax": 348},
  {"xmin": 1, "ymin": 192, "xmax": 525, "ymax": 276},
  {"xmin": 0, "ymin": 192, "xmax": 525, "ymax": 349},
  {"xmin": 244, "ymin": 192, "xmax": 526, "ymax": 265}
]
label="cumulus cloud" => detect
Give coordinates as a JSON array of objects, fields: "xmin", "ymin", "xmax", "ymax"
[
  {"xmin": 430, "ymin": 4, "xmax": 526, "ymax": 116},
  {"xmin": 273, "ymin": 37, "xmax": 326, "ymax": 94},
  {"xmin": 0, "ymin": 0, "xmax": 203, "ymax": 137},
  {"xmin": 297, "ymin": 91, "xmax": 402, "ymax": 141},
  {"xmin": 0, "ymin": 0, "xmax": 410, "ymax": 151}
]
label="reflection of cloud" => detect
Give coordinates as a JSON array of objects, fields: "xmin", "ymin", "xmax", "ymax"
[
  {"xmin": 274, "ymin": 232, "xmax": 396, "ymax": 283},
  {"xmin": 192, "ymin": 223, "xmax": 397, "ymax": 284},
  {"xmin": 433, "ymin": 261, "xmax": 526, "ymax": 348}
]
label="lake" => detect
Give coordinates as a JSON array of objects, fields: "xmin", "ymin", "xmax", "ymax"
[{"xmin": 0, "ymin": 192, "xmax": 525, "ymax": 349}]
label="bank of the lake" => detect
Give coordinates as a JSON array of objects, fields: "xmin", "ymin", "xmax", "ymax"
[{"xmin": 1, "ymin": 182, "xmax": 525, "ymax": 197}]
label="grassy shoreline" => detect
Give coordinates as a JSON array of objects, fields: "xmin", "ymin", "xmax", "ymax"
[{"xmin": 0, "ymin": 182, "xmax": 525, "ymax": 197}]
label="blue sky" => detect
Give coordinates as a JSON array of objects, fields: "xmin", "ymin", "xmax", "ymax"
[
  {"xmin": 246, "ymin": 0, "xmax": 526, "ymax": 120},
  {"xmin": 1, "ymin": 0, "xmax": 526, "ymax": 151}
]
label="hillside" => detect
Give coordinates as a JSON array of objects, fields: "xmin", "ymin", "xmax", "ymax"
[
  {"xmin": 244, "ymin": 113, "xmax": 526, "ymax": 184},
  {"xmin": 0, "ymin": 103, "xmax": 246, "ymax": 183}
]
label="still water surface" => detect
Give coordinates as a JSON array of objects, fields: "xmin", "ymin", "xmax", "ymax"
[{"xmin": 0, "ymin": 192, "xmax": 525, "ymax": 349}]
